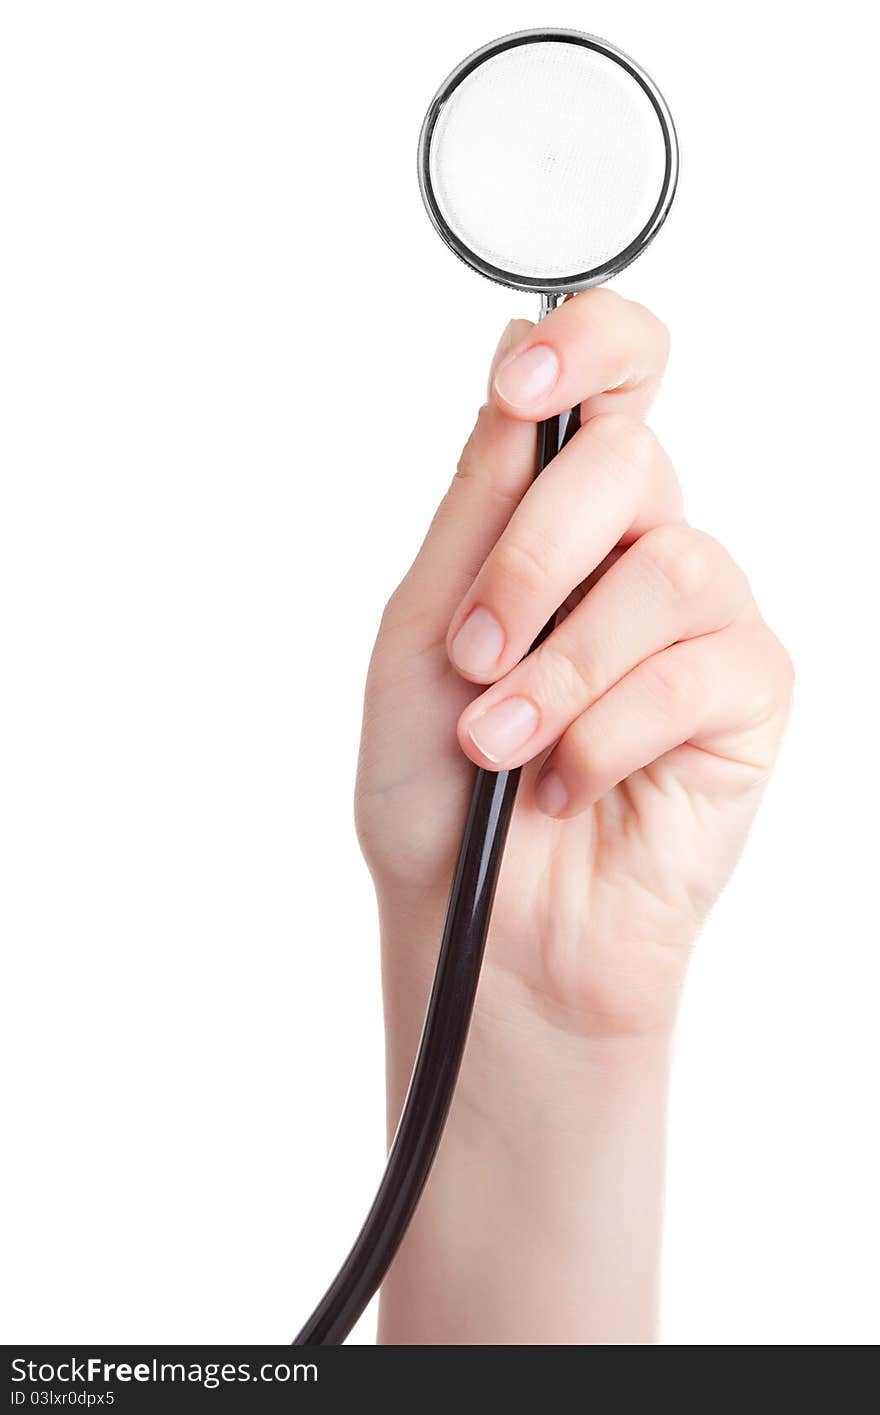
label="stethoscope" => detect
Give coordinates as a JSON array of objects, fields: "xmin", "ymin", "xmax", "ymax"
[{"xmin": 293, "ymin": 28, "xmax": 678, "ymax": 1345}]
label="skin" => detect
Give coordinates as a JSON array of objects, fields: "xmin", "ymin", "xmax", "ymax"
[{"xmin": 354, "ymin": 289, "xmax": 793, "ymax": 1344}]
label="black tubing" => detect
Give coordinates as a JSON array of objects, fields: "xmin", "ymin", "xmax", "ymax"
[{"xmin": 293, "ymin": 404, "xmax": 579, "ymax": 1346}]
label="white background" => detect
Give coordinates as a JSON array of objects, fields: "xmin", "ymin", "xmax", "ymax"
[{"xmin": 1, "ymin": 1, "xmax": 877, "ymax": 1346}]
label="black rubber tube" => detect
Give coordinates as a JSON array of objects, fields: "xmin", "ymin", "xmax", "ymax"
[{"xmin": 293, "ymin": 404, "xmax": 579, "ymax": 1345}]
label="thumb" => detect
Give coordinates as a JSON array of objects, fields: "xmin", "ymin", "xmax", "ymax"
[
  {"xmin": 389, "ymin": 321, "xmax": 537, "ymax": 650},
  {"xmin": 487, "ymin": 318, "xmax": 534, "ymax": 398}
]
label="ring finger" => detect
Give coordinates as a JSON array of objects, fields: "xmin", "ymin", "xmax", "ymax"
[{"xmin": 456, "ymin": 525, "xmax": 749, "ymax": 770}]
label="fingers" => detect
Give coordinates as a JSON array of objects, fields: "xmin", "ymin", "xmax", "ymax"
[
  {"xmin": 386, "ymin": 293, "xmax": 671, "ymax": 652},
  {"xmin": 446, "ymin": 413, "xmax": 683, "ymax": 682},
  {"xmin": 492, "ymin": 288, "xmax": 670, "ymax": 424},
  {"xmin": 457, "ymin": 527, "xmax": 749, "ymax": 769},
  {"xmin": 532, "ymin": 619, "xmax": 794, "ymax": 819}
]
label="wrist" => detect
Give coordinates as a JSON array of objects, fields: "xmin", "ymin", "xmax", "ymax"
[
  {"xmin": 380, "ymin": 906, "xmax": 677, "ymax": 1152},
  {"xmin": 433, "ymin": 987, "xmax": 674, "ymax": 1176}
]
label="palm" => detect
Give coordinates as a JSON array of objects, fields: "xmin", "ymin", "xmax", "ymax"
[{"xmin": 356, "ymin": 623, "xmax": 774, "ymax": 1037}]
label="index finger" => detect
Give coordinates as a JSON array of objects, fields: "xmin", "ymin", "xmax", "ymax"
[{"xmin": 491, "ymin": 287, "xmax": 670, "ymax": 424}]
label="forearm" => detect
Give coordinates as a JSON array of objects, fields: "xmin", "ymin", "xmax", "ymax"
[{"xmin": 378, "ymin": 929, "xmax": 673, "ymax": 1346}]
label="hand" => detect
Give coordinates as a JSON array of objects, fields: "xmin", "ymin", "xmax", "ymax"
[
  {"xmin": 357, "ymin": 289, "xmax": 793, "ymax": 1344},
  {"xmin": 356, "ymin": 289, "xmax": 793, "ymax": 1048}
]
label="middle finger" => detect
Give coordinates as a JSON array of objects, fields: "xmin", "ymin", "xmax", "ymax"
[{"xmin": 446, "ymin": 412, "xmax": 683, "ymax": 683}]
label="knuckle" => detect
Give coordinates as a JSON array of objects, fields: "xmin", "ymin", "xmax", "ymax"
[
  {"xmin": 772, "ymin": 631, "xmax": 795, "ymax": 684},
  {"xmin": 587, "ymin": 413, "xmax": 659, "ymax": 488},
  {"xmin": 624, "ymin": 299, "xmax": 671, "ymax": 368},
  {"xmin": 727, "ymin": 625, "xmax": 795, "ymax": 736},
  {"xmin": 589, "ymin": 411, "xmax": 657, "ymax": 465},
  {"xmin": 568, "ymin": 290, "xmax": 670, "ymax": 377},
  {"xmin": 768, "ymin": 632, "xmax": 796, "ymax": 701},
  {"xmin": 640, "ymin": 524, "xmax": 720, "ymax": 600},
  {"xmin": 564, "ymin": 713, "xmax": 611, "ymax": 783},
  {"xmin": 492, "ymin": 532, "xmax": 554, "ymax": 596},
  {"xmin": 568, "ymin": 285, "xmax": 620, "ymax": 322},
  {"xmin": 645, "ymin": 306, "xmax": 671, "ymax": 363},
  {"xmin": 641, "ymin": 648, "xmax": 703, "ymax": 717},
  {"xmin": 781, "ymin": 646, "xmax": 796, "ymax": 694},
  {"xmin": 537, "ymin": 640, "xmax": 597, "ymax": 709}
]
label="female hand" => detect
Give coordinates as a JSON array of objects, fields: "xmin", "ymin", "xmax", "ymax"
[
  {"xmin": 358, "ymin": 289, "xmax": 791, "ymax": 1040},
  {"xmin": 355, "ymin": 289, "xmax": 793, "ymax": 1342}
]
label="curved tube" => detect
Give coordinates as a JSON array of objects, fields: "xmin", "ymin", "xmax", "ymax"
[{"xmin": 294, "ymin": 761, "xmax": 521, "ymax": 1346}]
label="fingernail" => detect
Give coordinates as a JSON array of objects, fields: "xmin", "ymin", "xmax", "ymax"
[
  {"xmin": 467, "ymin": 697, "xmax": 539, "ymax": 764},
  {"xmin": 536, "ymin": 770, "xmax": 568, "ymax": 817},
  {"xmin": 450, "ymin": 606, "xmax": 505, "ymax": 678},
  {"xmin": 494, "ymin": 344, "xmax": 560, "ymax": 408}
]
